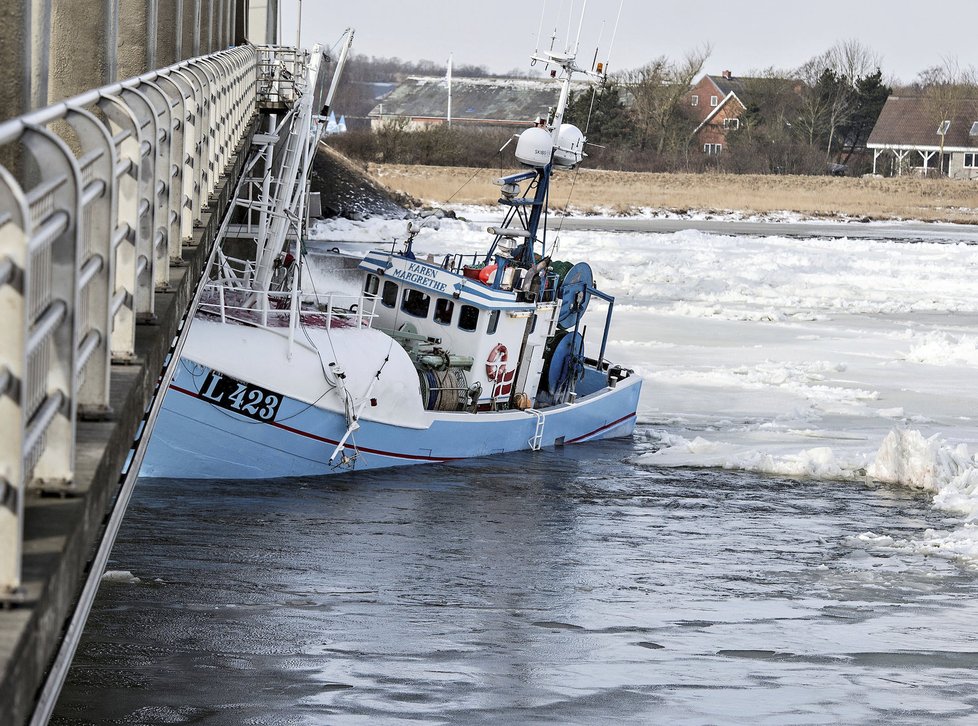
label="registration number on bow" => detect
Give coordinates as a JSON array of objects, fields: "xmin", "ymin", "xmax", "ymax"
[{"xmin": 198, "ymin": 370, "xmax": 282, "ymax": 422}]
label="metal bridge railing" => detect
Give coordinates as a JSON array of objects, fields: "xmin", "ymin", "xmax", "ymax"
[{"xmin": 0, "ymin": 44, "xmax": 263, "ymax": 596}]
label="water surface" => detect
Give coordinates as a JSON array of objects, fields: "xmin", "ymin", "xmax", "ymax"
[{"xmin": 53, "ymin": 439, "xmax": 978, "ymax": 724}]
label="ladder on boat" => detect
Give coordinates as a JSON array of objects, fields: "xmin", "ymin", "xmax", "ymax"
[{"xmin": 526, "ymin": 409, "xmax": 545, "ymax": 451}]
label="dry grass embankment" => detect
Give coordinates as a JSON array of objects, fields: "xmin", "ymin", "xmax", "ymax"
[{"xmin": 368, "ymin": 163, "xmax": 978, "ymax": 224}]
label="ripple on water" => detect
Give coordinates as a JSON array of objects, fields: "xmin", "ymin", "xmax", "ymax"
[{"xmin": 53, "ymin": 443, "xmax": 978, "ymax": 725}]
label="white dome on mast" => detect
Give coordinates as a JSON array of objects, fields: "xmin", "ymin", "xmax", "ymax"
[
  {"xmin": 553, "ymin": 124, "xmax": 585, "ymax": 167},
  {"xmin": 515, "ymin": 127, "xmax": 553, "ymax": 167}
]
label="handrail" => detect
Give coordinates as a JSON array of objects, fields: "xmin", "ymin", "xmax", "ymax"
[
  {"xmin": 0, "ymin": 44, "xmax": 275, "ymax": 596},
  {"xmin": 196, "ymin": 281, "xmax": 379, "ymax": 333}
]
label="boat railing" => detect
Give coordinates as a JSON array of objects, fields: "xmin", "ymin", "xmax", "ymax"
[
  {"xmin": 256, "ymin": 46, "xmax": 307, "ymax": 109},
  {"xmin": 197, "ymin": 281, "xmax": 378, "ymax": 333},
  {"xmin": 443, "ymin": 252, "xmax": 560, "ymax": 302},
  {"xmin": 212, "ymin": 250, "xmax": 258, "ymax": 289}
]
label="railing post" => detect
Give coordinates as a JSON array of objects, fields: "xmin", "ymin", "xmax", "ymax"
[
  {"xmin": 19, "ymin": 122, "xmax": 83, "ymax": 491},
  {"xmin": 118, "ymin": 86, "xmax": 159, "ymax": 320},
  {"xmin": 154, "ymin": 74, "xmax": 188, "ymax": 263},
  {"xmin": 136, "ymin": 81, "xmax": 173, "ymax": 291},
  {"xmin": 64, "ymin": 105, "xmax": 118, "ymax": 416},
  {"xmin": 0, "ymin": 165, "xmax": 31, "ymax": 594},
  {"xmin": 170, "ymin": 68, "xmax": 204, "ymax": 232},
  {"xmin": 0, "ymin": 43, "xmax": 261, "ymax": 599},
  {"xmin": 98, "ymin": 95, "xmax": 142, "ymax": 361},
  {"xmin": 183, "ymin": 62, "xmax": 213, "ymax": 204}
]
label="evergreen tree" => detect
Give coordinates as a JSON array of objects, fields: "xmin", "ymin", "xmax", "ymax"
[
  {"xmin": 565, "ymin": 81, "xmax": 632, "ymax": 145},
  {"xmin": 839, "ymin": 70, "xmax": 890, "ymax": 163}
]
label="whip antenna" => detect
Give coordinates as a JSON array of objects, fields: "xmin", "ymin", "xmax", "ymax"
[
  {"xmin": 533, "ymin": 0, "xmax": 547, "ymax": 60},
  {"xmin": 572, "ymin": 0, "xmax": 588, "ymax": 57},
  {"xmin": 591, "ymin": 20, "xmax": 605, "ymax": 72},
  {"xmin": 605, "ymin": 0, "xmax": 624, "ymax": 76},
  {"xmin": 565, "ymin": 0, "xmax": 573, "ymax": 54}
]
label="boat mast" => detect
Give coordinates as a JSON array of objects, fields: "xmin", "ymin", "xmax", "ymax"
[{"xmin": 522, "ymin": 1, "xmax": 594, "ymax": 267}]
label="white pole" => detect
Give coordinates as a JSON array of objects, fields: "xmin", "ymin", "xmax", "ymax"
[
  {"xmin": 322, "ymin": 28, "xmax": 355, "ymax": 115},
  {"xmin": 572, "ymin": 0, "xmax": 588, "ymax": 56},
  {"xmin": 447, "ymin": 53, "xmax": 453, "ymax": 127},
  {"xmin": 296, "ymin": 0, "xmax": 302, "ymax": 51}
]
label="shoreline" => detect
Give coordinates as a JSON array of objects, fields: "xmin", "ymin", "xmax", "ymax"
[{"xmin": 365, "ymin": 163, "xmax": 978, "ymax": 226}]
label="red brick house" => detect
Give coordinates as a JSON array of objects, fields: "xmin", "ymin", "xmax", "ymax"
[{"xmin": 686, "ymin": 71, "xmax": 750, "ymax": 155}]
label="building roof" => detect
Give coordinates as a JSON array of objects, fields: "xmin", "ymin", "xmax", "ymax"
[
  {"xmin": 368, "ymin": 76, "xmax": 576, "ymax": 124},
  {"xmin": 868, "ymin": 96, "xmax": 978, "ymax": 150},
  {"xmin": 706, "ymin": 73, "xmax": 802, "ymax": 105},
  {"xmin": 707, "ymin": 74, "xmax": 754, "ymax": 99}
]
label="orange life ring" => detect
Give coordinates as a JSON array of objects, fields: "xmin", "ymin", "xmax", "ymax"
[
  {"xmin": 478, "ymin": 264, "xmax": 498, "ymax": 284},
  {"xmin": 486, "ymin": 343, "xmax": 508, "ymax": 382}
]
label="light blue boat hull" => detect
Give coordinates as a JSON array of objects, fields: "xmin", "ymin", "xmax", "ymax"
[{"xmin": 141, "ymin": 359, "xmax": 642, "ymax": 479}]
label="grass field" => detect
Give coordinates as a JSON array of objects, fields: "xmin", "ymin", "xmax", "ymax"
[{"xmin": 368, "ymin": 163, "xmax": 978, "ymax": 223}]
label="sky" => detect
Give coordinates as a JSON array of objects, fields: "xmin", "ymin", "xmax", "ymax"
[{"xmin": 285, "ymin": 0, "xmax": 976, "ymax": 84}]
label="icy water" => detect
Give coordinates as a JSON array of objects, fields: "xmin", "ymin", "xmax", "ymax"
[
  {"xmin": 54, "ymin": 441, "xmax": 978, "ymax": 725},
  {"xmin": 54, "ymin": 223, "xmax": 978, "ymax": 723}
]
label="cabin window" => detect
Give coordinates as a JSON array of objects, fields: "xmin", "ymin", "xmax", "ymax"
[
  {"xmin": 381, "ymin": 280, "xmax": 398, "ymax": 308},
  {"xmin": 401, "ymin": 288, "xmax": 431, "ymax": 318},
  {"xmin": 703, "ymin": 143, "xmax": 722, "ymax": 155},
  {"xmin": 434, "ymin": 298, "xmax": 454, "ymax": 325},
  {"xmin": 964, "ymin": 153, "xmax": 978, "ymax": 168},
  {"xmin": 690, "ymin": 95, "xmax": 699, "ymax": 107},
  {"xmin": 937, "ymin": 120, "xmax": 950, "ymax": 135},
  {"xmin": 486, "ymin": 309, "xmax": 500, "ymax": 335},
  {"xmin": 710, "ymin": 95, "xmax": 718, "ymax": 107},
  {"xmin": 722, "ymin": 118, "xmax": 740, "ymax": 130},
  {"xmin": 363, "ymin": 274, "xmax": 380, "ymax": 296},
  {"xmin": 458, "ymin": 305, "xmax": 479, "ymax": 331}
]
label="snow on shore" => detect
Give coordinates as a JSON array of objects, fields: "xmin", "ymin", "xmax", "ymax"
[{"xmin": 309, "ymin": 211, "xmax": 978, "ymax": 565}]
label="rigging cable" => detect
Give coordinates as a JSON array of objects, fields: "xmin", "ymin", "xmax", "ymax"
[
  {"xmin": 444, "ymin": 166, "xmax": 485, "ymax": 204},
  {"xmin": 445, "ymin": 141, "xmax": 511, "ymax": 204},
  {"xmin": 552, "ymin": 162, "xmax": 583, "ymax": 256}
]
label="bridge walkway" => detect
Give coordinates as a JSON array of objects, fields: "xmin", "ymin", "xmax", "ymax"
[{"xmin": 0, "ymin": 44, "xmax": 311, "ymax": 725}]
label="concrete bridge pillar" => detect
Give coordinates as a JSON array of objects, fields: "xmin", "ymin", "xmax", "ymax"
[
  {"xmin": 48, "ymin": 0, "xmax": 116, "ymax": 107},
  {"xmin": 155, "ymin": 0, "xmax": 180, "ymax": 67},
  {"xmin": 118, "ymin": 0, "xmax": 149, "ymax": 79},
  {"xmin": 0, "ymin": 1, "xmax": 258, "ymax": 125},
  {"xmin": 0, "ymin": 1, "xmax": 32, "ymax": 122},
  {"xmin": 215, "ymin": 0, "xmax": 228, "ymax": 51},
  {"xmin": 182, "ymin": 0, "xmax": 199, "ymax": 57},
  {"xmin": 234, "ymin": 0, "xmax": 246, "ymax": 44}
]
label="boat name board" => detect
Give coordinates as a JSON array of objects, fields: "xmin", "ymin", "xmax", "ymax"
[
  {"xmin": 390, "ymin": 261, "xmax": 450, "ymax": 294},
  {"xmin": 198, "ymin": 369, "xmax": 282, "ymax": 422}
]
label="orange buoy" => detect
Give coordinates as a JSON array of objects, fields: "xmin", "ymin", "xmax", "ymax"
[{"xmin": 478, "ymin": 264, "xmax": 498, "ymax": 284}]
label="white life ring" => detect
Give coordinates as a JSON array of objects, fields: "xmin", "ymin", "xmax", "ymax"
[{"xmin": 485, "ymin": 343, "xmax": 508, "ymax": 382}]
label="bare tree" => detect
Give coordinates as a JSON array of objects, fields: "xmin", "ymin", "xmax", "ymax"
[
  {"xmin": 622, "ymin": 44, "xmax": 711, "ymax": 153},
  {"xmin": 795, "ymin": 55, "xmax": 832, "ymax": 146},
  {"xmin": 826, "ymin": 39, "xmax": 882, "ymax": 86},
  {"xmin": 796, "ymin": 41, "xmax": 882, "ymax": 158},
  {"xmin": 620, "ymin": 57, "xmax": 669, "ymax": 151},
  {"xmin": 738, "ymin": 68, "xmax": 802, "ymax": 139},
  {"xmin": 822, "ymin": 40, "xmax": 882, "ymax": 158},
  {"xmin": 918, "ymin": 57, "xmax": 978, "ymax": 175}
]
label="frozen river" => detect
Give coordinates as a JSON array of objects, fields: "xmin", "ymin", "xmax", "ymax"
[{"xmin": 54, "ymin": 217, "xmax": 978, "ymax": 724}]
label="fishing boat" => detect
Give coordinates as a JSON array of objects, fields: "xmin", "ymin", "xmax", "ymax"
[{"xmin": 142, "ymin": 30, "xmax": 641, "ymax": 479}]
